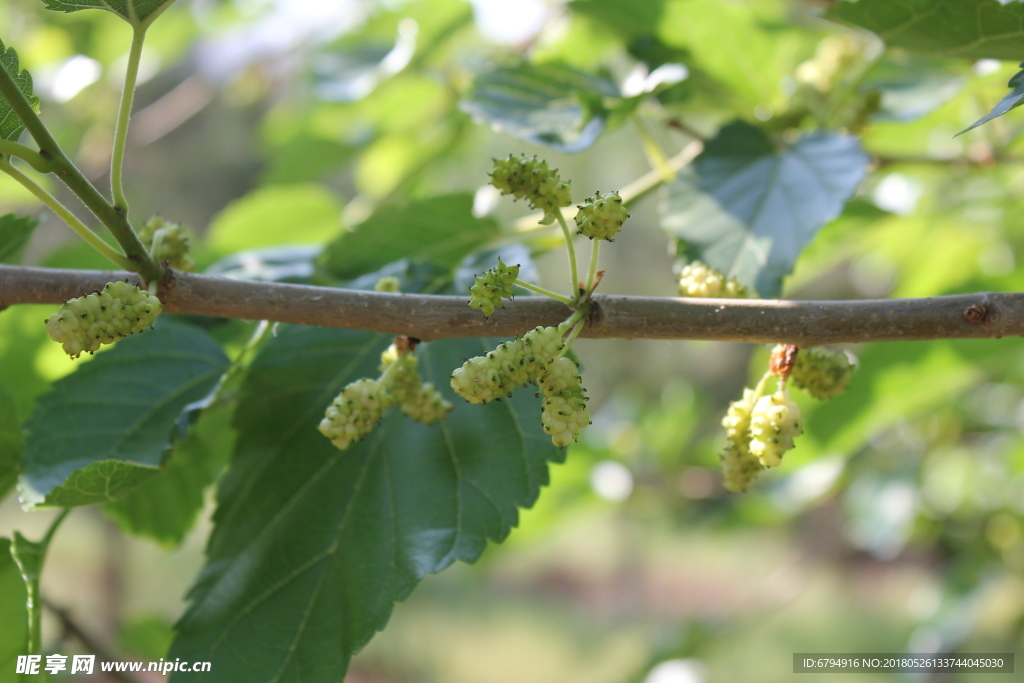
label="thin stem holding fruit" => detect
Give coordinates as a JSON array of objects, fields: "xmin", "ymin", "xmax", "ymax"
[
  {"xmin": 110, "ymin": 26, "xmax": 147, "ymax": 215},
  {"xmin": 554, "ymin": 212, "xmax": 580, "ymax": 300},
  {"xmin": 585, "ymin": 240, "xmax": 601, "ymax": 294},
  {"xmin": 514, "ymin": 279, "xmax": 575, "ymax": 307},
  {"xmin": 560, "ymin": 317, "xmax": 587, "ymax": 353},
  {"xmin": 0, "ymin": 159, "xmax": 134, "ymax": 270}
]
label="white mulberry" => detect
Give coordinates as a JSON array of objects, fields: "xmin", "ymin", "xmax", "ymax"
[
  {"xmin": 574, "ymin": 191, "xmax": 628, "ymax": 241},
  {"xmin": 450, "ymin": 326, "xmax": 566, "ymax": 404},
  {"xmin": 719, "ymin": 389, "xmax": 763, "ymax": 492},
  {"xmin": 678, "ymin": 261, "xmax": 751, "ymax": 299},
  {"xmin": 468, "ymin": 258, "xmax": 520, "ymax": 318},
  {"xmin": 138, "ymin": 216, "xmax": 194, "ymax": 272},
  {"xmin": 790, "ymin": 347, "xmax": 855, "ymax": 399},
  {"xmin": 318, "ymin": 378, "xmax": 395, "ymax": 450},
  {"xmin": 45, "ymin": 280, "xmax": 162, "ymax": 359},
  {"xmin": 490, "ymin": 154, "xmax": 572, "ymax": 221},
  {"xmin": 379, "ymin": 344, "xmax": 452, "ymax": 423},
  {"xmin": 748, "ymin": 386, "xmax": 802, "ymax": 467}
]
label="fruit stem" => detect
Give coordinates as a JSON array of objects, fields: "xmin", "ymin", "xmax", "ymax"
[
  {"xmin": 554, "ymin": 212, "xmax": 580, "ymax": 302},
  {"xmin": 513, "ymin": 279, "xmax": 575, "ymax": 307},
  {"xmin": 560, "ymin": 317, "xmax": 587, "ymax": 353},
  {"xmin": 585, "ymin": 240, "xmax": 601, "ymax": 294}
]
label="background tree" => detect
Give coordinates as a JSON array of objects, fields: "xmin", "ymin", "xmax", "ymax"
[{"xmin": 1, "ymin": 0, "xmax": 1024, "ymax": 681}]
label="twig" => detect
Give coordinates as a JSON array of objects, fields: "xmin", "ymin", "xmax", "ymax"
[{"xmin": 1, "ymin": 265, "xmax": 1021, "ymax": 345}]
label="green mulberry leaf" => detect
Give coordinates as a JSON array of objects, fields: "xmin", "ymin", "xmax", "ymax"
[
  {"xmin": 460, "ymin": 62, "xmax": 620, "ymax": 153},
  {"xmin": 661, "ymin": 121, "xmax": 868, "ymax": 297},
  {"xmin": 0, "ymin": 214, "xmax": 39, "ymax": 265},
  {"xmin": 40, "ymin": 0, "xmax": 177, "ymax": 27},
  {"xmin": 0, "ymin": 39, "xmax": 39, "ymax": 143},
  {"xmin": 827, "ymin": 0, "xmax": 1024, "ymax": 61},
  {"xmin": 958, "ymin": 64, "xmax": 1024, "ymax": 135},
  {"xmin": 168, "ymin": 326, "xmax": 561, "ymax": 682},
  {"xmin": 20, "ymin": 323, "xmax": 229, "ymax": 508}
]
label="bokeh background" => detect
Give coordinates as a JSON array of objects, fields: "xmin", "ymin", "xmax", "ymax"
[{"xmin": 3, "ymin": 0, "xmax": 1024, "ymax": 681}]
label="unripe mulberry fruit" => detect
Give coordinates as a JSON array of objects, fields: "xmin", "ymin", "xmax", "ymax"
[
  {"xmin": 537, "ymin": 356, "xmax": 590, "ymax": 446},
  {"xmin": 380, "ymin": 344, "xmax": 453, "ymax": 424},
  {"xmin": 719, "ymin": 388, "xmax": 763, "ymax": 492},
  {"xmin": 678, "ymin": 261, "xmax": 751, "ymax": 299},
  {"xmin": 541, "ymin": 393, "xmax": 590, "ymax": 447},
  {"xmin": 397, "ymin": 384, "xmax": 452, "ymax": 424},
  {"xmin": 450, "ymin": 356, "xmax": 509, "ymax": 404},
  {"xmin": 468, "ymin": 258, "xmax": 520, "ymax": 317},
  {"xmin": 449, "ymin": 326, "xmax": 566, "ymax": 404},
  {"xmin": 138, "ymin": 216, "xmax": 194, "ymax": 272},
  {"xmin": 489, "ymin": 154, "xmax": 572, "ymax": 222},
  {"xmin": 789, "ymin": 347, "xmax": 855, "ymax": 399},
  {"xmin": 538, "ymin": 356, "xmax": 582, "ymax": 398},
  {"xmin": 319, "ymin": 378, "xmax": 395, "ymax": 450},
  {"xmin": 375, "ymin": 276, "xmax": 401, "ymax": 293},
  {"xmin": 748, "ymin": 387, "xmax": 802, "ymax": 467},
  {"xmin": 45, "ymin": 280, "xmax": 162, "ymax": 359},
  {"xmin": 519, "ymin": 326, "xmax": 565, "ymax": 378},
  {"xmin": 574, "ymin": 191, "xmax": 628, "ymax": 241}
]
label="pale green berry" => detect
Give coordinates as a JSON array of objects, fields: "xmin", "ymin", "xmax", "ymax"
[
  {"xmin": 397, "ymin": 384, "xmax": 452, "ymax": 424},
  {"xmin": 574, "ymin": 191, "xmax": 628, "ymax": 241},
  {"xmin": 138, "ymin": 216, "xmax": 194, "ymax": 272},
  {"xmin": 678, "ymin": 261, "xmax": 752, "ymax": 299},
  {"xmin": 789, "ymin": 347, "xmax": 855, "ymax": 399},
  {"xmin": 489, "ymin": 154, "xmax": 572, "ymax": 222},
  {"xmin": 719, "ymin": 388, "xmax": 763, "ymax": 492},
  {"xmin": 450, "ymin": 356, "xmax": 508, "ymax": 404},
  {"xmin": 375, "ymin": 277, "xmax": 401, "ymax": 293},
  {"xmin": 541, "ymin": 393, "xmax": 590, "ymax": 447},
  {"xmin": 748, "ymin": 387, "xmax": 802, "ymax": 467},
  {"xmin": 468, "ymin": 258, "xmax": 520, "ymax": 318},
  {"xmin": 379, "ymin": 343, "xmax": 453, "ymax": 424},
  {"xmin": 538, "ymin": 356, "xmax": 581, "ymax": 397},
  {"xmin": 45, "ymin": 281, "xmax": 162, "ymax": 359},
  {"xmin": 318, "ymin": 378, "xmax": 395, "ymax": 450},
  {"xmin": 519, "ymin": 326, "xmax": 565, "ymax": 379}
]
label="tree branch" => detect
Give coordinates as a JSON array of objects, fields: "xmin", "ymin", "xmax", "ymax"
[{"xmin": 0, "ymin": 264, "xmax": 1020, "ymax": 345}]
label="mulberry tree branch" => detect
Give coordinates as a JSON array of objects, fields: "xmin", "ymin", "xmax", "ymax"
[{"xmin": 0, "ymin": 264, "xmax": 1020, "ymax": 345}]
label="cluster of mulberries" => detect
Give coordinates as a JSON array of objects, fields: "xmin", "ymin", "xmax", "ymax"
[
  {"xmin": 678, "ymin": 261, "xmax": 751, "ymax": 299},
  {"xmin": 719, "ymin": 384, "xmax": 803, "ymax": 490},
  {"xmin": 575, "ymin": 191, "xmax": 629, "ymax": 241},
  {"xmin": 379, "ymin": 344, "xmax": 452, "ymax": 424},
  {"xmin": 45, "ymin": 280, "xmax": 162, "ymax": 359},
  {"xmin": 138, "ymin": 216, "xmax": 194, "ymax": 272},
  {"xmin": 318, "ymin": 378, "xmax": 394, "ymax": 450},
  {"xmin": 468, "ymin": 258, "xmax": 520, "ymax": 318},
  {"xmin": 319, "ymin": 342, "xmax": 454, "ymax": 451},
  {"xmin": 789, "ymin": 347, "xmax": 855, "ymax": 399},
  {"xmin": 451, "ymin": 326, "xmax": 589, "ymax": 446},
  {"xmin": 489, "ymin": 154, "xmax": 572, "ymax": 221}
]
